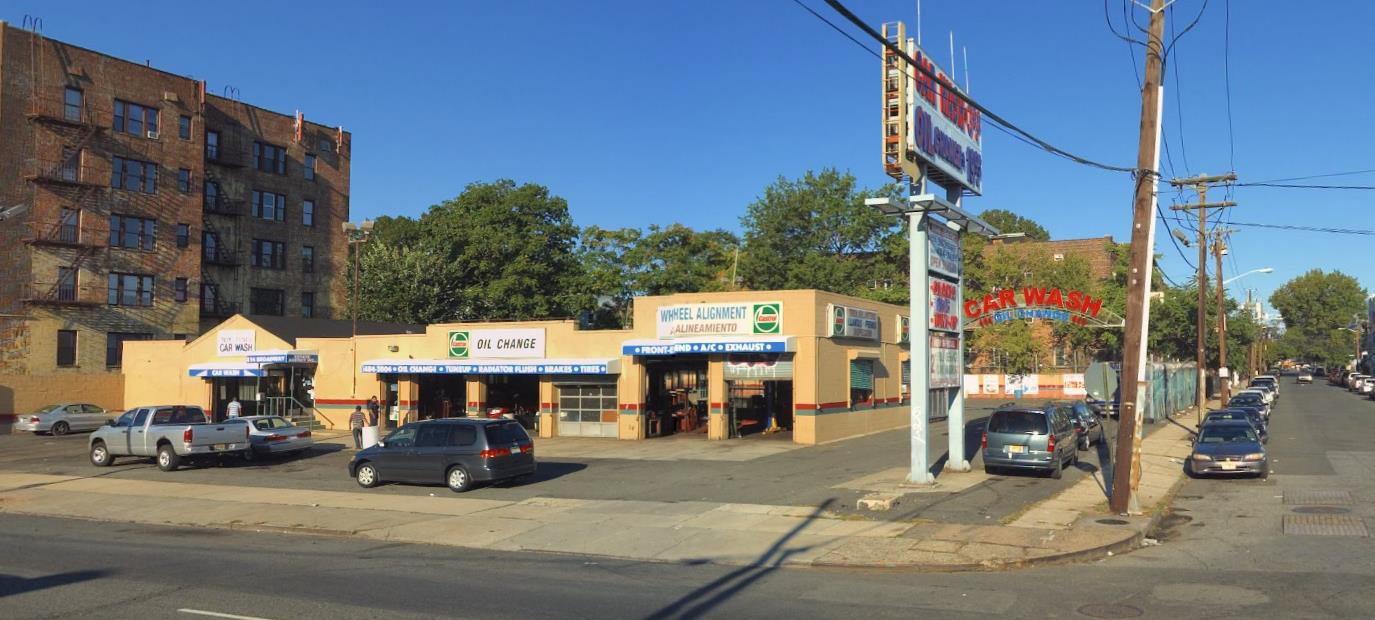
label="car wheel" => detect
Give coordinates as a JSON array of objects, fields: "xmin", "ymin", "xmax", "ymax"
[
  {"xmin": 1051, "ymin": 458, "xmax": 1063, "ymax": 480},
  {"xmin": 241, "ymin": 448, "xmax": 257, "ymax": 463},
  {"xmin": 51, "ymin": 422, "xmax": 70, "ymax": 436},
  {"xmin": 355, "ymin": 462, "xmax": 380, "ymax": 488},
  {"xmin": 90, "ymin": 441, "xmax": 113, "ymax": 467},
  {"xmin": 447, "ymin": 466, "xmax": 472, "ymax": 493},
  {"xmin": 1078, "ymin": 436, "xmax": 1090, "ymax": 451},
  {"xmin": 1259, "ymin": 467, "xmax": 1270, "ymax": 480},
  {"xmin": 156, "ymin": 444, "xmax": 180, "ymax": 472}
]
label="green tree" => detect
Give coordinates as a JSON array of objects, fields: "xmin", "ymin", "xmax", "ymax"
[
  {"xmin": 353, "ymin": 242, "xmax": 468, "ymax": 324},
  {"xmin": 977, "ymin": 208, "xmax": 1051, "ymax": 241},
  {"xmin": 738, "ymin": 169, "xmax": 902, "ymax": 296},
  {"xmin": 1269, "ymin": 269, "xmax": 1367, "ymax": 366},
  {"xmin": 628, "ymin": 224, "xmax": 738, "ymax": 296},
  {"xmin": 577, "ymin": 226, "xmax": 642, "ymax": 328}
]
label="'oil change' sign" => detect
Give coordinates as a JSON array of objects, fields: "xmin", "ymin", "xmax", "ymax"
[
  {"xmin": 448, "ymin": 328, "xmax": 545, "ymax": 359},
  {"xmin": 656, "ymin": 302, "xmax": 782, "ymax": 339}
]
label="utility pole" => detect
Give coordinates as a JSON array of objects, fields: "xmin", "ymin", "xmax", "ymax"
[
  {"xmin": 1110, "ymin": 0, "xmax": 1166, "ymax": 516},
  {"xmin": 1213, "ymin": 231, "xmax": 1231, "ymax": 402},
  {"xmin": 1168, "ymin": 173, "xmax": 1236, "ymax": 425}
]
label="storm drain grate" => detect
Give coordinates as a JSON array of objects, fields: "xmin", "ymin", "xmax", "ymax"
[
  {"xmin": 1282, "ymin": 515, "xmax": 1369, "ymax": 537},
  {"xmin": 1283, "ymin": 490, "xmax": 1353, "ymax": 506}
]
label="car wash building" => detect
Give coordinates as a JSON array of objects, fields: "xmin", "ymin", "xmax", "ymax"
[{"xmin": 120, "ymin": 290, "xmax": 917, "ymax": 445}]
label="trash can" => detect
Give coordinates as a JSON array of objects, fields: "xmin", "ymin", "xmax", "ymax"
[{"xmin": 361, "ymin": 425, "xmax": 380, "ymax": 449}]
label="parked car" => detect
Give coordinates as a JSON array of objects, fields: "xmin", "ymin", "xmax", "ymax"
[
  {"xmin": 981, "ymin": 404, "xmax": 1079, "ymax": 479},
  {"xmin": 237, "ymin": 415, "xmax": 314, "ymax": 461},
  {"xmin": 1347, "ymin": 373, "xmax": 1367, "ymax": 391},
  {"xmin": 1361, "ymin": 377, "xmax": 1375, "ymax": 396},
  {"xmin": 1296, "ymin": 371, "xmax": 1313, "ymax": 384},
  {"xmin": 1225, "ymin": 403, "xmax": 1268, "ymax": 425},
  {"xmin": 88, "ymin": 405, "xmax": 251, "ymax": 471},
  {"xmin": 1251, "ymin": 375, "xmax": 1280, "ymax": 398},
  {"xmin": 12, "ymin": 403, "xmax": 110, "ymax": 435},
  {"xmin": 349, "ymin": 419, "xmax": 536, "ymax": 492},
  {"xmin": 1236, "ymin": 387, "xmax": 1274, "ymax": 406},
  {"xmin": 1203, "ymin": 408, "xmax": 1268, "ymax": 443},
  {"xmin": 1187, "ymin": 420, "xmax": 1268, "ymax": 479},
  {"xmin": 1227, "ymin": 393, "xmax": 1270, "ymax": 420},
  {"xmin": 1054, "ymin": 400, "xmax": 1103, "ymax": 450}
]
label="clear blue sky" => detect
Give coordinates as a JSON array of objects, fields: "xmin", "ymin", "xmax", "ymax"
[{"xmin": 13, "ymin": 0, "xmax": 1374, "ymax": 317}]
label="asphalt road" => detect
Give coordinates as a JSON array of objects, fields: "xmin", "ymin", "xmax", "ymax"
[
  {"xmin": 3, "ymin": 380, "xmax": 1375, "ymax": 618},
  {"xmin": 0, "ymin": 400, "xmax": 1115, "ymax": 524}
]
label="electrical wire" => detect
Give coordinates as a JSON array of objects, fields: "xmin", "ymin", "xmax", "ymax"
[
  {"xmin": 1246, "ymin": 169, "xmax": 1375, "ymax": 184},
  {"xmin": 814, "ymin": 0, "xmax": 1139, "ymax": 174},
  {"xmin": 1237, "ymin": 182, "xmax": 1375, "ymax": 190},
  {"xmin": 1223, "ymin": 0, "xmax": 1236, "ymax": 173},
  {"xmin": 1226, "ymin": 221, "xmax": 1375, "ymax": 236},
  {"xmin": 1167, "ymin": 3, "xmax": 1192, "ymax": 175}
]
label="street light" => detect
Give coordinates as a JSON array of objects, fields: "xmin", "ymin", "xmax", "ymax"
[
  {"xmin": 343, "ymin": 220, "xmax": 374, "ymax": 397},
  {"xmin": 865, "ymin": 194, "xmax": 1000, "ymax": 484},
  {"xmin": 1222, "ymin": 267, "xmax": 1274, "ymax": 286}
]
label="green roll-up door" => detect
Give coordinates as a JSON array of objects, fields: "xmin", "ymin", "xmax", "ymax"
[
  {"xmin": 850, "ymin": 359, "xmax": 874, "ymax": 390},
  {"xmin": 902, "ymin": 360, "xmax": 911, "ymax": 386}
]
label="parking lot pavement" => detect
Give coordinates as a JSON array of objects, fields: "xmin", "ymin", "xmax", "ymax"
[{"xmin": 0, "ymin": 399, "xmax": 1131, "ymax": 524}]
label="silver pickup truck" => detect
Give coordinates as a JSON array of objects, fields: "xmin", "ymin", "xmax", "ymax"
[{"xmin": 89, "ymin": 405, "xmax": 251, "ymax": 471}]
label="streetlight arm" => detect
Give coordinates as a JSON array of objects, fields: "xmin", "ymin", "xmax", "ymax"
[{"xmin": 1223, "ymin": 267, "xmax": 1274, "ymax": 286}]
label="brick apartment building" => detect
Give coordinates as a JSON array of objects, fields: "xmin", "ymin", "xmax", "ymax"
[{"xmin": 0, "ymin": 22, "xmax": 351, "ymax": 413}]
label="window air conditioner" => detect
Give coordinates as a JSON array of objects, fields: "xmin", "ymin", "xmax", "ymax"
[{"xmin": 146, "ymin": 131, "xmax": 160, "ymax": 140}]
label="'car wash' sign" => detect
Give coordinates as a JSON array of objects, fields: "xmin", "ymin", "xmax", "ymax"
[
  {"xmin": 656, "ymin": 302, "xmax": 782, "ymax": 339},
  {"xmin": 448, "ymin": 328, "xmax": 545, "ymax": 359},
  {"xmin": 963, "ymin": 287, "xmax": 1105, "ymax": 328},
  {"xmin": 828, "ymin": 304, "xmax": 879, "ymax": 341},
  {"xmin": 217, "ymin": 329, "xmax": 256, "ymax": 356}
]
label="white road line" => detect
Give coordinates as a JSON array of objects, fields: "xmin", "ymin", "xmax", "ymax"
[{"xmin": 177, "ymin": 609, "xmax": 277, "ymax": 620}]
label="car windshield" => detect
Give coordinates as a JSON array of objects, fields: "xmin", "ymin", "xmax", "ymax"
[
  {"xmin": 1230, "ymin": 396, "xmax": 1261, "ymax": 405},
  {"xmin": 1199, "ymin": 426, "xmax": 1259, "ymax": 444},
  {"xmin": 484, "ymin": 421, "xmax": 531, "ymax": 445},
  {"xmin": 252, "ymin": 417, "xmax": 292, "ymax": 430},
  {"xmin": 987, "ymin": 411, "xmax": 1047, "ymax": 434}
]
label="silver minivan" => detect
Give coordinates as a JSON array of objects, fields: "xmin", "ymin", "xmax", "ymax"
[{"xmin": 981, "ymin": 404, "xmax": 1079, "ymax": 479}]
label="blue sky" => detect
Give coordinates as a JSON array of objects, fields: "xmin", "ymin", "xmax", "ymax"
[{"xmin": 13, "ymin": 0, "xmax": 1374, "ymax": 316}]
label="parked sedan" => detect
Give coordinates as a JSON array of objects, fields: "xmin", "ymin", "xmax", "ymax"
[
  {"xmin": 1203, "ymin": 409, "xmax": 1268, "ymax": 443},
  {"xmin": 238, "ymin": 416, "xmax": 314, "ymax": 461},
  {"xmin": 12, "ymin": 403, "xmax": 110, "ymax": 435},
  {"xmin": 1227, "ymin": 393, "xmax": 1271, "ymax": 420},
  {"xmin": 349, "ymin": 419, "xmax": 536, "ymax": 492},
  {"xmin": 1055, "ymin": 400, "xmax": 1103, "ymax": 450},
  {"xmin": 1187, "ymin": 420, "xmax": 1269, "ymax": 479}
]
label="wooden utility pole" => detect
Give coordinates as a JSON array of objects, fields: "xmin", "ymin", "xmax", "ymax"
[
  {"xmin": 1213, "ymin": 232, "xmax": 1230, "ymax": 402},
  {"xmin": 1168, "ymin": 173, "xmax": 1236, "ymax": 425},
  {"xmin": 1110, "ymin": 0, "xmax": 1166, "ymax": 515}
]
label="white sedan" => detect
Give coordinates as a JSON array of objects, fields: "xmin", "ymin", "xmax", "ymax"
[
  {"xmin": 236, "ymin": 415, "xmax": 314, "ymax": 461},
  {"xmin": 1296, "ymin": 372, "xmax": 1313, "ymax": 384},
  {"xmin": 12, "ymin": 403, "xmax": 111, "ymax": 435}
]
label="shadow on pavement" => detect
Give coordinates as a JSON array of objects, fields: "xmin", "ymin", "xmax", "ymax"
[
  {"xmin": 0, "ymin": 569, "xmax": 112, "ymax": 599},
  {"xmin": 643, "ymin": 498, "xmax": 836, "ymax": 620},
  {"xmin": 929, "ymin": 416, "xmax": 989, "ymax": 477},
  {"xmin": 498, "ymin": 461, "xmax": 587, "ymax": 486}
]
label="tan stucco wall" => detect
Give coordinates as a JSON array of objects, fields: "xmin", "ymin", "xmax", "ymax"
[{"xmin": 122, "ymin": 315, "xmax": 295, "ymax": 411}]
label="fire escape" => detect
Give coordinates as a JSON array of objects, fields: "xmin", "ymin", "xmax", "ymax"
[
  {"xmin": 200, "ymin": 126, "xmax": 248, "ymax": 319},
  {"xmin": 22, "ymin": 92, "xmax": 109, "ymax": 307},
  {"xmin": 881, "ymin": 22, "xmax": 912, "ymax": 183}
]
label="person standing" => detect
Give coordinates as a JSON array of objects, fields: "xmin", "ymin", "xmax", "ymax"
[
  {"xmin": 349, "ymin": 406, "xmax": 366, "ymax": 449},
  {"xmin": 226, "ymin": 397, "xmax": 242, "ymax": 419},
  {"xmin": 367, "ymin": 396, "xmax": 381, "ymax": 427}
]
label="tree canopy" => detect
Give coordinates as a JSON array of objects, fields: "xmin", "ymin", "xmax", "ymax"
[{"xmin": 1269, "ymin": 269, "xmax": 1367, "ymax": 366}]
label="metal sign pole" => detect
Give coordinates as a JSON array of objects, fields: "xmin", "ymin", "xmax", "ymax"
[
  {"xmin": 908, "ymin": 194, "xmax": 934, "ymax": 485},
  {"xmin": 945, "ymin": 185, "xmax": 970, "ymax": 472}
]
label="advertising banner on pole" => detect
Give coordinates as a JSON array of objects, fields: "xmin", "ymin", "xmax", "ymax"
[
  {"xmin": 929, "ymin": 333, "xmax": 961, "ymax": 388},
  {"xmin": 928, "ymin": 276, "xmax": 961, "ymax": 332},
  {"xmin": 927, "ymin": 222, "xmax": 962, "ymax": 278}
]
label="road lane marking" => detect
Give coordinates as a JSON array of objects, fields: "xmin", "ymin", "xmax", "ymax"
[{"xmin": 178, "ymin": 609, "xmax": 277, "ymax": 620}]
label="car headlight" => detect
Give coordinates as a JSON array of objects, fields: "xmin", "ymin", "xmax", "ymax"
[
  {"xmin": 1191, "ymin": 453, "xmax": 1212, "ymax": 462},
  {"xmin": 1243, "ymin": 453, "xmax": 1265, "ymax": 461}
]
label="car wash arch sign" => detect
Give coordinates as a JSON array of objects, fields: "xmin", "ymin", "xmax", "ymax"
[{"xmin": 963, "ymin": 286, "xmax": 1125, "ymax": 329}]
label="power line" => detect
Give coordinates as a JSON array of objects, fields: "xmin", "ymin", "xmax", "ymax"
[
  {"xmin": 1228, "ymin": 221, "xmax": 1375, "ymax": 236},
  {"xmin": 1167, "ymin": 3, "xmax": 1191, "ymax": 175},
  {"xmin": 1238, "ymin": 182, "xmax": 1375, "ymax": 190},
  {"xmin": 1223, "ymin": 0, "xmax": 1236, "ymax": 172},
  {"xmin": 1246, "ymin": 168, "xmax": 1375, "ymax": 184},
  {"xmin": 813, "ymin": 0, "xmax": 1139, "ymax": 174}
]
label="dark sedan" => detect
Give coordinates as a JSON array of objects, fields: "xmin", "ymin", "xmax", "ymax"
[
  {"xmin": 349, "ymin": 419, "xmax": 536, "ymax": 492},
  {"xmin": 1227, "ymin": 393, "xmax": 1270, "ymax": 420},
  {"xmin": 1202, "ymin": 408, "xmax": 1268, "ymax": 443},
  {"xmin": 1187, "ymin": 420, "xmax": 1268, "ymax": 479}
]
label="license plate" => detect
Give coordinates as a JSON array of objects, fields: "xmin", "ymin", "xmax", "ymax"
[
  {"xmin": 1220, "ymin": 462, "xmax": 1237, "ymax": 471},
  {"xmin": 1007, "ymin": 445, "xmax": 1026, "ymax": 454},
  {"xmin": 214, "ymin": 443, "xmax": 229, "ymax": 450}
]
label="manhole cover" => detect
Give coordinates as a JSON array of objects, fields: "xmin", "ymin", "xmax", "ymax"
[
  {"xmin": 1078, "ymin": 603, "xmax": 1144, "ymax": 618},
  {"xmin": 1284, "ymin": 490, "xmax": 1353, "ymax": 506},
  {"xmin": 1292, "ymin": 506, "xmax": 1351, "ymax": 515},
  {"xmin": 1097, "ymin": 518, "xmax": 1131, "ymax": 525},
  {"xmin": 1282, "ymin": 514, "xmax": 1370, "ymax": 536}
]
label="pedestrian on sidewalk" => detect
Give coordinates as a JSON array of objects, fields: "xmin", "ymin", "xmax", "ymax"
[
  {"xmin": 350, "ymin": 406, "xmax": 366, "ymax": 449},
  {"xmin": 367, "ymin": 396, "xmax": 381, "ymax": 427},
  {"xmin": 226, "ymin": 397, "xmax": 242, "ymax": 419}
]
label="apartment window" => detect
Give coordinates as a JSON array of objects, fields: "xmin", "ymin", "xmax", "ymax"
[
  {"xmin": 250, "ymin": 288, "xmax": 285, "ymax": 316},
  {"xmin": 60, "ymin": 147, "xmax": 79, "ymax": 182},
  {"xmin": 301, "ymin": 292, "xmax": 315, "ymax": 318},
  {"xmin": 106, "ymin": 332, "xmax": 152, "ymax": 367},
  {"xmin": 58, "ymin": 208, "xmax": 79, "ymax": 243},
  {"xmin": 176, "ymin": 223, "xmax": 189, "ymax": 248},
  {"xmin": 57, "ymin": 267, "xmax": 76, "ymax": 302},
  {"xmin": 107, "ymin": 272, "xmax": 154, "ymax": 307},
  {"xmin": 849, "ymin": 359, "xmax": 875, "ymax": 408},
  {"xmin": 317, "ymin": 137, "xmax": 332, "ymax": 152},
  {"xmin": 109, "ymin": 215, "xmax": 156, "ymax": 251},
  {"xmin": 251, "ymin": 190, "xmax": 286, "ymax": 222},
  {"xmin": 253, "ymin": 142, "xmax": 286, "ymax": 175},
  {"xmin": 251, "ymin": 239, "xmax": 285, "ymax": 269},
  {"xmin": 204, "ymin": 179, "xmax": 220, "ymax": 209},
  {"xmin": 304, "ymin": 153, "xmax": 316, "ymax": 180},
  {"xmin": 178, "ymin": 168, "xmax": 191, "ymax": 193},
  {"xmin": 206, "ymin": 130, "xmax": 220, "ymax": 160},
  {"xmin": 301, "ymin": 245, "xmax": 315, "ymax": 273},
  {"xmin": 178, "ymin": 115, "xmax": 191, "ymax": 140},
  {"xmin": 302, "ymin": 199, "xmax": 314, "ymax": 227},
  {"xmin": 63, "ymin": 87, "xmax": 83, "ymax": 122},
  {"xmin": 113, "ymin": 100, "xmax": 158, "ymax": 137},
  {"xmin": 57, "ymin": 330, "xmax": 77, "ymax": 367},
  {"xmin": 175, "ymin": 277, "xmax": 188, "ymax": 302},
  {"xmin": 110, "ymin": 156, "xmax": 157, "ymax": 193}
]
